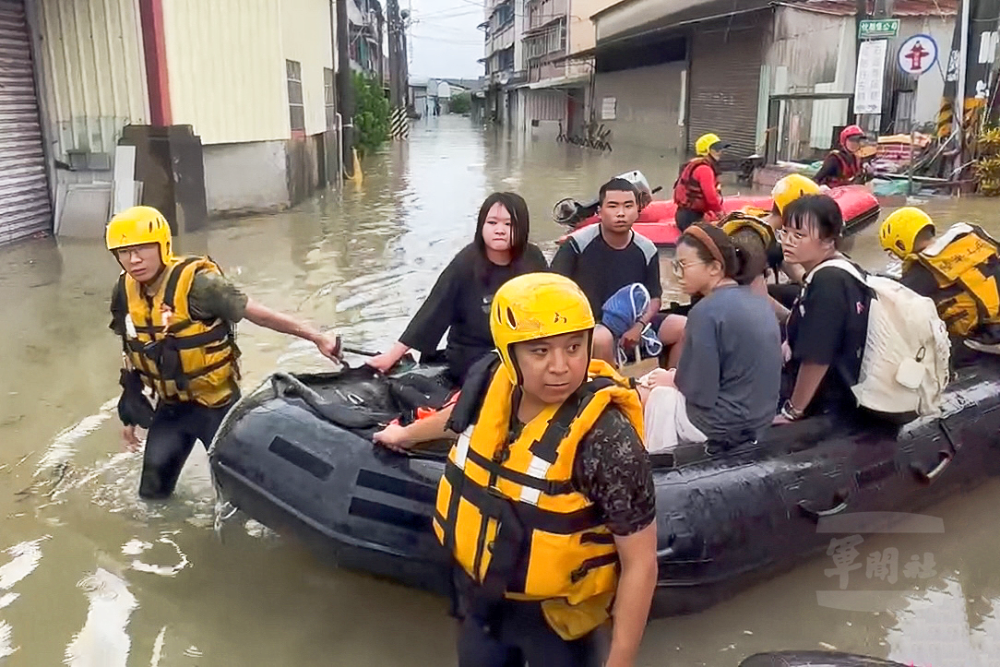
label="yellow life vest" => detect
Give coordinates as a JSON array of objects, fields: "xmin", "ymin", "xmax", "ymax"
[
  {"xmin": 905, "ymin": 224, "xmax": 1000, "ymax": 337},
  {"xmin": 433, "ymin": 359, "xmax": 645, "ymax": 640},
  {"xmin": 120, "ymin": 256, "xmax": 240, "ymax": 407}
]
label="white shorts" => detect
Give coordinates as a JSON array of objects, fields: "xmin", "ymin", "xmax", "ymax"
[{"xmin": 642, "ymin": 385, "xmax": 707, "ymax": 454}]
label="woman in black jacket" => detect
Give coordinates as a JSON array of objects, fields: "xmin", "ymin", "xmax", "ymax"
[{"xmin": 367, "ymin": 192, "xmax": 548, "ymax": 384}]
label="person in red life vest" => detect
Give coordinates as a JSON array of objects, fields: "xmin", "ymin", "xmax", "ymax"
[
  {"xmin": 815, "ymin": 125, "xmax": 866, "ymax": 187},
  {"xmin": 673, "ymin": 133, "xmax": 728, "ymax": 231}
]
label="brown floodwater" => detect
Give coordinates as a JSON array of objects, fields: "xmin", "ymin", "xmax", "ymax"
[{"xmin": 1, "ymin": 114, "xmax": 1000, "ymax": 665}]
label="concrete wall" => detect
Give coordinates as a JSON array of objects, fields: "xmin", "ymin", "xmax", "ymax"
[
  {"xmin": 34, "ymin": 0, "xmax": 149, "ymax": 159},
  {"xmin": 568, "ymin": 0, "xmax": 617, "ymax": 54},
  {"xmin": 203, "ymin": 141, "xmax": 289, "ymax": 214},
  {"xmin": 592, "ymin": 61, "xmax": 686, "ymax": 153},
  {"xmin": 282, "ymin": 0, "xmax": 336, "ymax": 136},
  {"xmin": 163, "ymin": 0, "xmax": 288, "ymax": 144}
]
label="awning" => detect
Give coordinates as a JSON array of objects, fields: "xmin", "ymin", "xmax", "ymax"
[
  {"xmin": 594, "ymin": 0, "xmax": 773, "ymax": 47},
  {"xmin": 527, "ymin": 72, "xmax": 590, "ymax": 90},
  {"xmin": 551, "ymin": 47, "xmax": 596, "ymax": 64}
]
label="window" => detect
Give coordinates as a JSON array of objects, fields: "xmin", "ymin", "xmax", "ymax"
[
  {"xmin": 324, "ymin": 67, "xmax": 336, "ymax": 130},
  {"xmin": 287, "ymin": 60, "xmax": 305, "ymax": 133},
  {"xmin": 526, "ymin": 20, "xmax": 566, "ymax": 60}
]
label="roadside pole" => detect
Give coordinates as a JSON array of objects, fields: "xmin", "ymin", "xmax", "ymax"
[{"xmin": 336, "ymin": 0, "xmax": 356, "ymax": 180}]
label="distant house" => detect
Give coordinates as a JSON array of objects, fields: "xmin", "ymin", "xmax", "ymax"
[{"xmin": 409, "ymin": 77, "xmax": 487, "ymax": 119}]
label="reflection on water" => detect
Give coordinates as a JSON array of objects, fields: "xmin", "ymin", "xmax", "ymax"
[{"xmin": 0, "ymin": 115, "xmax": 999, "ymax": 664}]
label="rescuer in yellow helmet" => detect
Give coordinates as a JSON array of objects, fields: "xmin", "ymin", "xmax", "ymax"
[
  {"xmin": 107, "ymin": 206, "xmax": 342, "ymax": 500},
  {"xmin": 880, "ymin": 207, "xmax": 1000, "ymax": 342},
  {"xmin": 673, "ymin": 132, "xmax": 728, "ymax": 231},
  {"xmin": 374, "ymin": 272, "xmax": 656, "ymax": 666}
]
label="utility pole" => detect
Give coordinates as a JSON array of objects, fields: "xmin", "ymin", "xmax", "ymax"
[
  {"xmin": 852, "ymin": 0, "xmax": 868, "ymax": 124},
  {"xmin": 336, "ymin": 0, "xmax": 356, "ymax": 179},
  {"xmin": 387, "ymin": 0, "xmax": 401, "ymax": 107}
]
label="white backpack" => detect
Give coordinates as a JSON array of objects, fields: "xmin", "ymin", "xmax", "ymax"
[{"xmin": 806, "ymin": 259, "xmax": 951, "ymax": 416}]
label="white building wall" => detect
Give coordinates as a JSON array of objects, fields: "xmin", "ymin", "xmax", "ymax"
[
  {"xmin": 162, "ymin": 0, "xmax": 288, "ymax": 144},
  {"xmin": 282, "ymin": 0, "xmax": 336, "ymax": 136}
]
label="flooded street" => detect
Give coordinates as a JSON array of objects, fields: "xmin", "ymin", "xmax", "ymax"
[{"xmin": 3, "ymin": 115, "xmax": 1000, "ymax": 665}]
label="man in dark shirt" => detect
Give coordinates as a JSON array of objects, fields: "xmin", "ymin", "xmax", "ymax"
[{"xmin": 551, "ymin": 178, "xmax": 684, "ymax": 367}]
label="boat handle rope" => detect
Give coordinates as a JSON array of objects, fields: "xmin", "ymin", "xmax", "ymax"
[
  {"xmin": 910, "ymin": 419, "xmax": 958, "ymax": 486},
  {"xmin": 797, "ymin": 489, "xmax": 850, "ymax": 523}
]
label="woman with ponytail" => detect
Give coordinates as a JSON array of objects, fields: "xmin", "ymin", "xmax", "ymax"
[{"xmin": 638, "ymin": 223, "xmax": 782, "ymax": 453}]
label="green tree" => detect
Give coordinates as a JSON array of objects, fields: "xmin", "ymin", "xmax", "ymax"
[
  {"xmin": 352, "ymin": 72, "xmax": 390, "ymax": 158},
  {"xmin": 449, "ymin": 92, "xmax": 471, "ymax": 115}
]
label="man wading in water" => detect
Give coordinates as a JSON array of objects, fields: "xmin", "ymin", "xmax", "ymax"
[{"xmin": 107, "ymin": 206, "xmax": 341, "ymax": 499}]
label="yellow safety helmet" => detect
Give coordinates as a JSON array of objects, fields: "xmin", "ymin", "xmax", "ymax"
[
  {"xmin": 105, "ymin": 206, "xmax": 173, "ymax": 264},
  {"xmin": 771, "ymin": 174, "xmax": 821, "ymax": 214},
  {"xmin": 490, "ymin": 273, "xmax": 595, "ymax": 383},
  {"xmin": 695, "ymin": 133, "xmax": 725, "ymax": 157},
  {"xmin": 722, "ymin": 212, "xmax": 777, "ymax": 248},
  {"xmin": 879, "ymin": 207, "xmax": 935, "ymax": 260}
]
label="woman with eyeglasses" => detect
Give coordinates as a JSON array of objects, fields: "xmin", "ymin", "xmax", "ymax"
[
  {"xmin": 773, "ymin": 195, "xmax": 871, "ymax": 425},
  {"xmin": 638, "ymin": 223, "xmax": 782, "ymax": 453}
]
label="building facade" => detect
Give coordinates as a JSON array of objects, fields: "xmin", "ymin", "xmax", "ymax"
[
  {"xmin": 589, "ymin": 0, "xmax": 956, "ymax": 160},
  {"xmin": 0, "ymin": 0, "xmax": 341, "ymax": 247}
]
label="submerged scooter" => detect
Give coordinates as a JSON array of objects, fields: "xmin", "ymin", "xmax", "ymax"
[{"xmin": 552, "ymin": 169, "xmax": 662, "ymax": 226}]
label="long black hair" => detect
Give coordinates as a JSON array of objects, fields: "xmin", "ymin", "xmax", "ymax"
[{"xmin": 472, "ymin": 192, "xmax": 531, "ymax": 281}]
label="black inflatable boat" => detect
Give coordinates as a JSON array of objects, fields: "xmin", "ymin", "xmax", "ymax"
[
  {"xmin": 209, "ymin": 359, "xmax": 1000, "ymax": 617},
  {"xmin": 739, "ymin": 652, "xmax": 912, "ymax": 667}
]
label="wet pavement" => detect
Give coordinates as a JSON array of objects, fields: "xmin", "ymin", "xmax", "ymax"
[{"xmin": 2, "ymin": 114, "xmax": 1000, "ymax": 665}]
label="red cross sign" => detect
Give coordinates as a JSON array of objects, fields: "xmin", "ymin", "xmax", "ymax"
[{"xmin": 897, "ymin": 34, "xmax": 939, "ymax": 77}]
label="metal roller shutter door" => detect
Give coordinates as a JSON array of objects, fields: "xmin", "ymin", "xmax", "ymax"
[
  {"xmin": 688, "ymin": 25, "xmax": 765, "ymax": 159},
  {"xmin": 0, "ymin": 0, "xmax": 50, "ymax": 246}
]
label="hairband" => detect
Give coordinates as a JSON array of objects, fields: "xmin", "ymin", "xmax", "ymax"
[{"xmin": 683, "ymin": 225, "xmax": 725, "ymax": 268}]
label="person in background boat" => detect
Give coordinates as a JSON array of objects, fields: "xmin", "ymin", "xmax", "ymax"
[
  {"xmin": 366, "ymin": 192, "xmax": 548, "ymax": 384},
  {"xmin": 880, "ymin": 207, "xmax": 1000, "ymax": 347},
  {"xmin": 673, "ymin": 133, "xmax": 728, "ymax": 231},
  {"xmin": 106, "ymin": 206, "xmax": 341, "ymax": 500},
  {"xmin": 637, "ymin": 225, "xmax": 781, "ymax": 453},
  {"xmin": 772, "ymin": 195, "xmax": 871, "ymax": 424},
  {"xmin": 381, "ymin": 273, "xmax": 657, "ymax": 666},
  {"xmin": 814, "ymin": 125, "xmax": 867, "ymax": 188},
  {"xmin": 551, "ymin": 177, "xmax": 685, "ymax": 368}
]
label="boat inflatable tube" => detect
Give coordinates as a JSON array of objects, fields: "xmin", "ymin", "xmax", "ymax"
[
  {"xmin": 210, "ymin": 358, "xmax": 1000, "ymax": 618},
  {"xmin": 559, "ymin": 185, "xmax": 880, "ymax": 248}
]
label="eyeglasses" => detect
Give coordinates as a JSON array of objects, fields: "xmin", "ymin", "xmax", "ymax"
[
  {"xmin": 671, "ymin": 259, "xmax": 707, "ymax": 278},
  {"xmin": 776, "ymin": 227, "xmax": 812, "ymax": 246},
  {"xmin": 114, "ymin": 244, "xmax": 158, "ymax": 260}
]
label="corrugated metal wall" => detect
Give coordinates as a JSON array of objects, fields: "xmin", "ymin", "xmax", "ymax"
[
  {"xmin": 35, "ymin": 0, "xmax": 149, "ymax": 158},
  {"xmin": 282, "ymin": 0, "xmax": 335, "ymax": 136},
  {"xmin": 526, "ymin": 89, "xmax": 564, "ymax": 121},
  {"xmin": 163, "ymin": 0, "xmax": 288, "ymax": 145},
  {"xmin": 688, "ymin": 16, "xmax": 768, "ymax": 158}
]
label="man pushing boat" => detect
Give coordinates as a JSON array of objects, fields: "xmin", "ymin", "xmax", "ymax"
[{"xmin": 106, "ymin": 206, "xmax": 341, "ymax": 499}]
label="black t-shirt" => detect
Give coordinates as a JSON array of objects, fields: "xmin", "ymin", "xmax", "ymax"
[
  {"xmin": 399, "ymin": 243, "xmax": 548, "ymax": 383},
  {"xmin": 786, "ymin": 260, "xmax": 871, "ymax": 412},
  {"xmin": 549, "ymin": 225, "xmax": 662, "ymax": 320}
]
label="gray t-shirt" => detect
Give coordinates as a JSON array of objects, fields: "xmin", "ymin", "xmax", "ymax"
[{"xmin": 675, "ymin": 285, "xmax": 782, "ymax": 442}]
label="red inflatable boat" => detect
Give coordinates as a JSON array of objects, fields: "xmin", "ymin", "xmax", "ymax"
[{"xmin": 558, "ymin": 185, "xmax": 880, "ymax": 247}]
